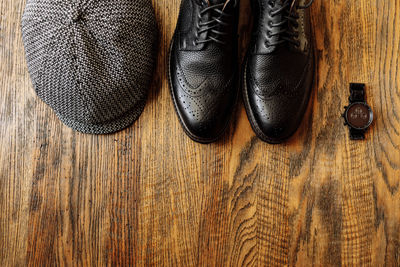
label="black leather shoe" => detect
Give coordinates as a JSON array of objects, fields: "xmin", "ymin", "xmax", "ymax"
[
  {"xmin": 243, "ymin": 0, "xmax": 315, "ymax": 144},
  {"xmin": 169, "ymin": 0, "xmax": 240, "ymax": 143}
]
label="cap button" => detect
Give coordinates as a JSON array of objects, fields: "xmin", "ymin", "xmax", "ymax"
[{"xmin": 71, "ymin": 11, "xmax": 83, "ymax": 23}]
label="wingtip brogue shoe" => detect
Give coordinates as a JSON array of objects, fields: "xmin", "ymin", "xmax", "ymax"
[
  {"xmin": 168, "ymin": 0, "xmax": 240, "ymax": 144},
  {"xmin": 243, "ymin": 0, "xmax": 315, "ymax": 144}
]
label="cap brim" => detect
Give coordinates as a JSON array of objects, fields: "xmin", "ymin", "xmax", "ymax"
[{"xmin": 55, "ymin": 100, "xmax": 147, "ymax": 135}]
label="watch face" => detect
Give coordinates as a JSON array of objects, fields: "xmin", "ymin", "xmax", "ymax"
[{"xmin": 345, "ymin": 103, "xmax": 373, "ymax": 130}]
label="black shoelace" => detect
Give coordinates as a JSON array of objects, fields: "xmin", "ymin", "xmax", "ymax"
[
  {"xmin": 266, "ymin": 0, "xmax": 314, "ymax": 48},
  {"xmin": 194, "ymin": 0, "xmax": 234, "ymax": 46}
]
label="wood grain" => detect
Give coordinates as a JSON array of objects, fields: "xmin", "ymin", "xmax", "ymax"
[{"xmin": 1, "ymin": 0, "xmax": 399, "ymax": 266}]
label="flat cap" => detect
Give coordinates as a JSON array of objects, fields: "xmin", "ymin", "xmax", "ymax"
[{"xmin": 22, "ymin": 0, "xmax": 158, "ymax": 134}]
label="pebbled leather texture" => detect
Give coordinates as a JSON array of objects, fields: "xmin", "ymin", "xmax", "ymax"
[
  {"xmin": 243, "ymin": 0, "xmax": 315, "ymax": 143},
  {"xmin": 169, "ymin": 0, "xmax": 240, "ymax": 143}
]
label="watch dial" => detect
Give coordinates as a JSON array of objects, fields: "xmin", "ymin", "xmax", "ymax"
[{"xmin": 346, "ymin": 103, "xmax": 372, "ymax": 129}]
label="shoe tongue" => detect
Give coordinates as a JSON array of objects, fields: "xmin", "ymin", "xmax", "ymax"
[
  {"xmin": 205, "ymin": 0, "xmax": 232, "ymax": 6},
  {"xmin": 278, "ymin": 0, "xmax": 297, "ymax": 9}
]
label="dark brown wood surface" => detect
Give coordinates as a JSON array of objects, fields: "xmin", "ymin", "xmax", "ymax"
[{"xmin": 1, "ymin": 0, "xmax": 399, "ymax": 266}]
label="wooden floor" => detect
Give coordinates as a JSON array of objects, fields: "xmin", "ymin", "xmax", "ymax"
[{"xmin": 1, "ymin": 0, "xmax": 399, "ymax": 266}]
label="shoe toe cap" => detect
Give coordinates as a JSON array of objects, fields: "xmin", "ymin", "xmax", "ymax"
[
  {"xmin": 248, "ymin": 92, "xmax": 309, "ymax": 143},
  {"xmin": 171, "ymin": 79, "xmax": 235, "ymax": 143},
  {"xmin": 174, "ymin": 93, "xmax": 232, "ymax": 143}
]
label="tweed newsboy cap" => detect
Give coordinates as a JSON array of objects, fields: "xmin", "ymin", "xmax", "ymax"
[{"xmin": 21, "ymin": 0, "xmax": 158, "ymax": 134}]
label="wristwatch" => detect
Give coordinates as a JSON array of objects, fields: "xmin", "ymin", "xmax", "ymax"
[{"xmin": 342, "ymin": 83, "xmax": 374, "ymax": 140}]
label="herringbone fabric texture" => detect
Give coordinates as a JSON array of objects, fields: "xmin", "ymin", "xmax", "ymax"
[{"xmin": 21, "ymin": 0, "xmax": 158, "ymax": 134}]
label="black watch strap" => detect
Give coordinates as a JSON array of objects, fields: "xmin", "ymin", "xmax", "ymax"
[
  {"xmin": 350, "ymin": 128, "xmax": 365, "ymax": 140},
  {"xmin": 349, "ymin": 83, "xmax": 366, "ymax": 103}
]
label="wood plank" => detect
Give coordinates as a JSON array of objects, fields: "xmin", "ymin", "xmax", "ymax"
[{"xmin": 0, "ymin": 0, "xmax": 399, "ymax": 266}]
